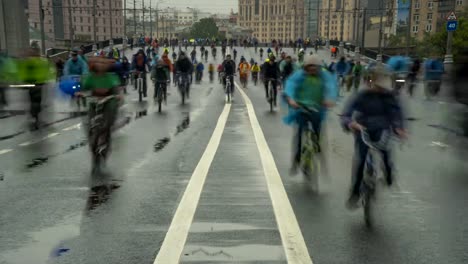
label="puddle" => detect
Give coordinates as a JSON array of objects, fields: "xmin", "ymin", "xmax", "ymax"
[
  {"xmin": 154, "ymin": 137, "xmax": 171, "ymax": 152},
  {"xmin": 135, "ymin": 110, "xmax": 148, "ymax": 119},
  {"xmin": 85, "ymin": 183, "xmax": 121, "ymax": 212},
  {"xmin": 1, "ymin": 215, "xmax": 81, "ymax": 263},
  {"xmin": 26, "ymin": 157, "xmax": 50, "ymax": 168},
  {"xmin": 182, "ymin": 244, "xmax": 286, "ymax": 262},
  {"xmin": 175, "ymin": 114, "xmax": 190, "ymax": 135}
]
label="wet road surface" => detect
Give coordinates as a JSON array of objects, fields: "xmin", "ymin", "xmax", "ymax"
[{"xmin": 1, "ymin": 47, "xmax": 467, "ymax": 264}]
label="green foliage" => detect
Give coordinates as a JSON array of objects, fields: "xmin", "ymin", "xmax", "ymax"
[{"xmin": 189, "ymin": 18, "xmax": 220, "ymax": 39}]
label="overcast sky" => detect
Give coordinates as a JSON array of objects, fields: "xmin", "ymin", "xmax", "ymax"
[{"xmin": 133, "ymin": 0, "xmax": 238, "ymax": 14}]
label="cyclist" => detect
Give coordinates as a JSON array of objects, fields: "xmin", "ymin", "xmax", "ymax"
[
  {"xmin": 341, "ymin": 65, "xmax": 406, "ymax": 209},
  {"xmin": 217, "ymin": 63, "xmax": 224, "ymax": 81},
  {"xmin": 221, "ymin": 54, "xmax": 236, "ymax": 99},
  {"xmin": 283, "ymin": 55, "xmax": 337, "ymax": 175},
  {"xmin": 204, "ymin": 49, "xmax": 209, "ymax": 61},
  {"xmin": 281, "ymin": 55, "xmax": 294, "ymax": 85},
  {"xmin": 407, "ymin": 58, "xmax": 421, "ymax": 97},
  {"xmin": 172, "ymin": 51, "xmax": 177, "ymax": 62},
  {"xmin": 64, "ymin": 49, "xmax": 89, "ymax": 76},
  {"xmin": 351, "ymin": 61, "xmax": 363, "ymax": 92},
  {"xmin": 251, "ymin": 62, "xmax": 260, "ymax": 83},
  {"xmin": 262, "ymin": 55, "xmax": 279, "ymax": 105},
  {"xmin": 212, "ymin": 46, "xmax": 217, "ymax": 59},
  {"xmin": 221, "ymin": 45, "xmax": 227, "ymax": 59},
  {"xmin": 334, "ymin": 57, "xmax": 350, "ymax": 90},
  {"xmin": 208, "ymin": 62, "xmax": 215, "ymax": 83},
  {"xmin": 238, "ymin": 57, "xmax": 250, "ymax": 88},
  {"xmin": 233, "ymin": 49, "xmax": 238, "ymax": 61},
  {"xmin": 267, "ymin": 47, "xmax": 272, "ymax": 55},
  {"xmin": 174, "ymin": 51, "xmax": 193, "ymax": 97},
  {"xmin": 423, "ymin": 56, "xmax": 444, "ymax": 99},
  {"xmin": 17, "ymin": 47, "xmax": 55, "ymax": 127},
  {"xmin": 78, "ymin": 57, "xmax": 121, "ymax": 174},
  {"xmin": 131, "ymin": 49, "xmax": 149, "ymax": 97},
  {"xmin": 190, "ymin": 49, "xmax": 196, "ymax": 63},
  {"xmin": 259, "ymin": 47, "xmax": 264, "ymax": 59},
  {"xmin": 151, "ymin": 58, "xmax": 170, "ymax": 102},
  {"xmin": 297, "ymin": 49, "xmax": 305, "ymax": 68},
  {"xmin": 196, "ymin": 61, "xmax": 204, "ymax": 83},
  {"xmin": 331, "ymin": 46, "xmax": 337, "ymax": 58}
]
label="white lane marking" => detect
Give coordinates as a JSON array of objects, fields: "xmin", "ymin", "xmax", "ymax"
[
  {"xmin": 18, "ymin": 141, "xmax": 33, "ymax": 147},
  {"xmin": 62, "ymin": 123, "xmax": 82, "ymax": 131},
  {"xmin": 236, "ymin": 82, "xmax": 313, "ymax": 264},
  {"xmin": 0, "ymin": 149, "xmax": 13, "ymax": 155},
  {"xmin": 19, "ymin": 133, "xmax": 60, "ymax": 147},
  {"xmin": 153, "ymin": 103, "xmax": 231, "ymax": 264}
]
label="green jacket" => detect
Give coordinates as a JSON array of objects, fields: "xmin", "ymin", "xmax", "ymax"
[{"xmin": 17, "ymin": 57, "xmax": 55, "ymax": 84}]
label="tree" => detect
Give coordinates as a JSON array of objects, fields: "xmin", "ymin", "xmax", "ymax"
[{"xmin": 189, "ymin": 18, "xmax": 220, "ymax": 39}]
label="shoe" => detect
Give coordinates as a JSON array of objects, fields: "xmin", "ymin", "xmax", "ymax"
[{"xmin": 346, "ymin": 194, "xmax": 360, "ymax": 211}]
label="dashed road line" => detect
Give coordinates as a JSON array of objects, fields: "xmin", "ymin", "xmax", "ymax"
[
  {"xmin": 62, "ymin": 123, "xmax": 82, "ymax": 131},
  {"xmin": 153, "ymin": 103, "xmax": 231, "ymax": 264},
  {"xmin": 0, "ymin": 149, "xmax": 13, "ymax": 155},
  {"xmin": 236, "ymin": 82, "xmax": 313, "ymax": 264},
  {"xmin": 19, "ymin": 133, "xmax": 60, "ymax": 147}
]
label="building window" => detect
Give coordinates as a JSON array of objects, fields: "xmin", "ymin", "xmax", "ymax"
[
  {"xmin": 80, "ymin": 17, "xmax": 83, "ymax": 23},
  {"xmin": 81, "ymin": 26, "xmax": 83, "ymax": 31},
  {"xmin": 415, "ymin": 1, "xmax": 420, "ymax": 9},
  {"xmin": 255, "ymin": 0, "xmax": 259, "ymax": 15},
  {"xmin": 412, "ymin": 25, "xmax": 418, "ymax": 32},
  {"xmin": 426, "ymin": 24, "xmax": 432, "ymax": 32},
  {"xmin": 427, "ymin": 1, "xmax": 433, "ymax": 9},
  {"xmin": 88, "ymin": 26, "xmax": 91, "ymax": 31},
  {"xmin": 456, "ymin": 0, "xmax": 463, "ymax": 5},
  {"xmin": 427, "ymin": 13, "xmax": 432, "ymax": 20}
]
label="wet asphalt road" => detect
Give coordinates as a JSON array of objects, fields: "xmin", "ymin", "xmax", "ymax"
[{"xmin": 0, "ymin": 47, "xmax": 467, "ymax": 264}]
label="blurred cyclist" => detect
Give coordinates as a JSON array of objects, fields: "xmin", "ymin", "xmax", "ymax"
[
  {"xmin": 341, "ymin": 65, "xmax": 407, "ymax": 209},
  {"xmin": 283, "ymin": 55, "xmax": 337, "ymax": 175}
]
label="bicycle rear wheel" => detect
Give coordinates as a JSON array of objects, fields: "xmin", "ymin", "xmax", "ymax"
[{"xmin": 157, "ymin": 84, "xmax": 163, "ymax": 112}]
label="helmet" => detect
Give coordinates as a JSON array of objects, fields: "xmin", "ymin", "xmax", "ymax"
[
  {"xmin": 299, "ymin": 48, "xmax": 304, "ymax": 53},
  {"xmin": 265, "ymin": 58, "xmax": 270, "ymax": 63},
  {"xmin": 303, "ymin": 55, "xmax": 321, "ymax": 67},
  {"xmin": 368, "ymin": 64, "xmax": 392, "ymax": 88}
]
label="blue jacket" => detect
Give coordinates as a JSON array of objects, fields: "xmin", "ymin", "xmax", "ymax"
[
  {"xmin": 424, "ymin": 59, "xmax": 444, "ymax": 80},
  {"xmin": 334, "ymin": 61, "xmax": 349, "ymax": 75},
  {"xmin": 341, "ymin": 90, "xmax": 404, "ymax": 133},
  {"xmin": 196, "ymin": 63, "xmax": 204, "ymax": 72},
  {"xmin": 282, "ymin": 69, "xmax": 338, "ymax": 125},
  {"xmin": 64, "ymin": 57, "xmax": 88, "ymax": 76}
]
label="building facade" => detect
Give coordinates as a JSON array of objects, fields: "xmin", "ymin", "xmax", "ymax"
[
  {"xmin": 28, "ymin": 0, "xmax": 124, "ymax": 49},
  {"xmin": 319, "ymin": 0, "xmax": 361, "ymax": 42},
  {"xmin": 237, "ymin": 0, "xmax": 306, "ymax": 43},
  {"xmin": 0, "ymin": 0, "xmax": 30, "ymax": 54},
  {"xmin": 410, "ymin": 0, "xmax": 467, "ymax": 40}
]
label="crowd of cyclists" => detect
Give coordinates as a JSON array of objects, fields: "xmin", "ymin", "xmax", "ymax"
[{"xmin": 1, "ymin": 36, "xmax": 467, "ymax": 206}]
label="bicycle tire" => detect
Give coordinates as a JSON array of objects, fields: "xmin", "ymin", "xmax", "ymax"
[
  {"xmin": 157, "ymin": 83, "xmax": 163, "ymax": 112},
  {"xmin": 269, "ymin": 82, "xmax": 274, "ymax": 112}
]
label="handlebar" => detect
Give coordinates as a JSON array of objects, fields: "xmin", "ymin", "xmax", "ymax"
[{"xmin": 360, "ymin": 129, "xmax": 391, "ymax": 150}]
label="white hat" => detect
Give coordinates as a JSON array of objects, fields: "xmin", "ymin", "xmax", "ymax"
[{"xmin": 303, "ymin": 55, "xmax": 321, "ymax": 67}]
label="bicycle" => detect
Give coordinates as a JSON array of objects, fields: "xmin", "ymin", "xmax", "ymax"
[
  {"xmin": 178, "ymin": 73, "xmax": 189, "ymax": 104},
  {"xmin": 252, "ymin": 72, "xmax": 258, "ymax": 86},
  {"xmin": 359, "ymin": 129, "xmax": 391, "ymax": 227},
  {"xmin": 134, "ymin": 71, "xmax": 145, "ymax": 102},
  {"xmin": 225, "ymin": 75, "xmax": 234, "ymax": 103},
  {"xmin": 85, "ymin": 94, "xmax": 117, "ymax": 175},
  {"xmin": 265, "ymin": 78, "xmax": 277, "ymax": 112},
  {"xmin": 424, "ymin": 79, "xmax": 442, "ymax": 100},
  {"xmin": 298, "ymin": 104, "xmax": 321, "ymax": 190},
  {"xmin": 240, "ymin": 73, "xmax": 248, "ymax": 89},
  {"xmin": 153, "ymin": 80, "xmax": 167, "ymax": 113}
]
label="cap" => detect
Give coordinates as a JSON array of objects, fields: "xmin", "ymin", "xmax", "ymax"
[{"xmin": 303, "ymin": 55, "xmax": 321, "ymax": 67}]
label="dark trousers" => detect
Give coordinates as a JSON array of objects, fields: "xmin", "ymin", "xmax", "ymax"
[
  {"xmin": 351, "ymin": 131, "xmax": 393, "ymax": 197},
  {"xmin": 223, "ymin": 75, "xmax": 234, "ymax": 94},
  {"xmin": 0, "ymin": 85, "xmax": 7, "ymax": 107},
  {"xmin": 293, "ymin": 112, "xmax": 322, "ymax": 166},
  {"xmin": 264, "ymin": 79, "xmax": 278, "ymax": 99},
  {"xmin": 407, "ymin": 73, "xmax": 417, "ymax": 96},
  {"xmin": 29, "ymin": 85, "xmax": 43, "ymax": 119}
]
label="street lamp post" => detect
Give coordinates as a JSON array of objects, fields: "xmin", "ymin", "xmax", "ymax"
[
  {"xmin": 39, "ymin": 0, "xmax": 46, "ymax": 55},
  {"xmin": 339, "ymin": 0, "xmax": 345, "ymax": 57},
  {"xmin": 327, "ymin": 0, "xmax": 331, "ymax": 48},
  {"xmin": 377, "ymin": 0, "xmax": 385, "ymax": 62}
]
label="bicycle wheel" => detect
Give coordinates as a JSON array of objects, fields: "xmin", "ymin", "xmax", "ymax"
[
  {"xmin": 269, "ymin": 82, "xmax": 274, "ymax": 112},
  {"xmin": 157, "ymin": 84, "xmax": 163, "ymax": 112},
  {"xmin": 362, "ymin": 156, "xmax": 376, "ymax": 227},
  {"xmin": 138, "ymin": 78, "xmax": 143, "ymax": 102}
]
